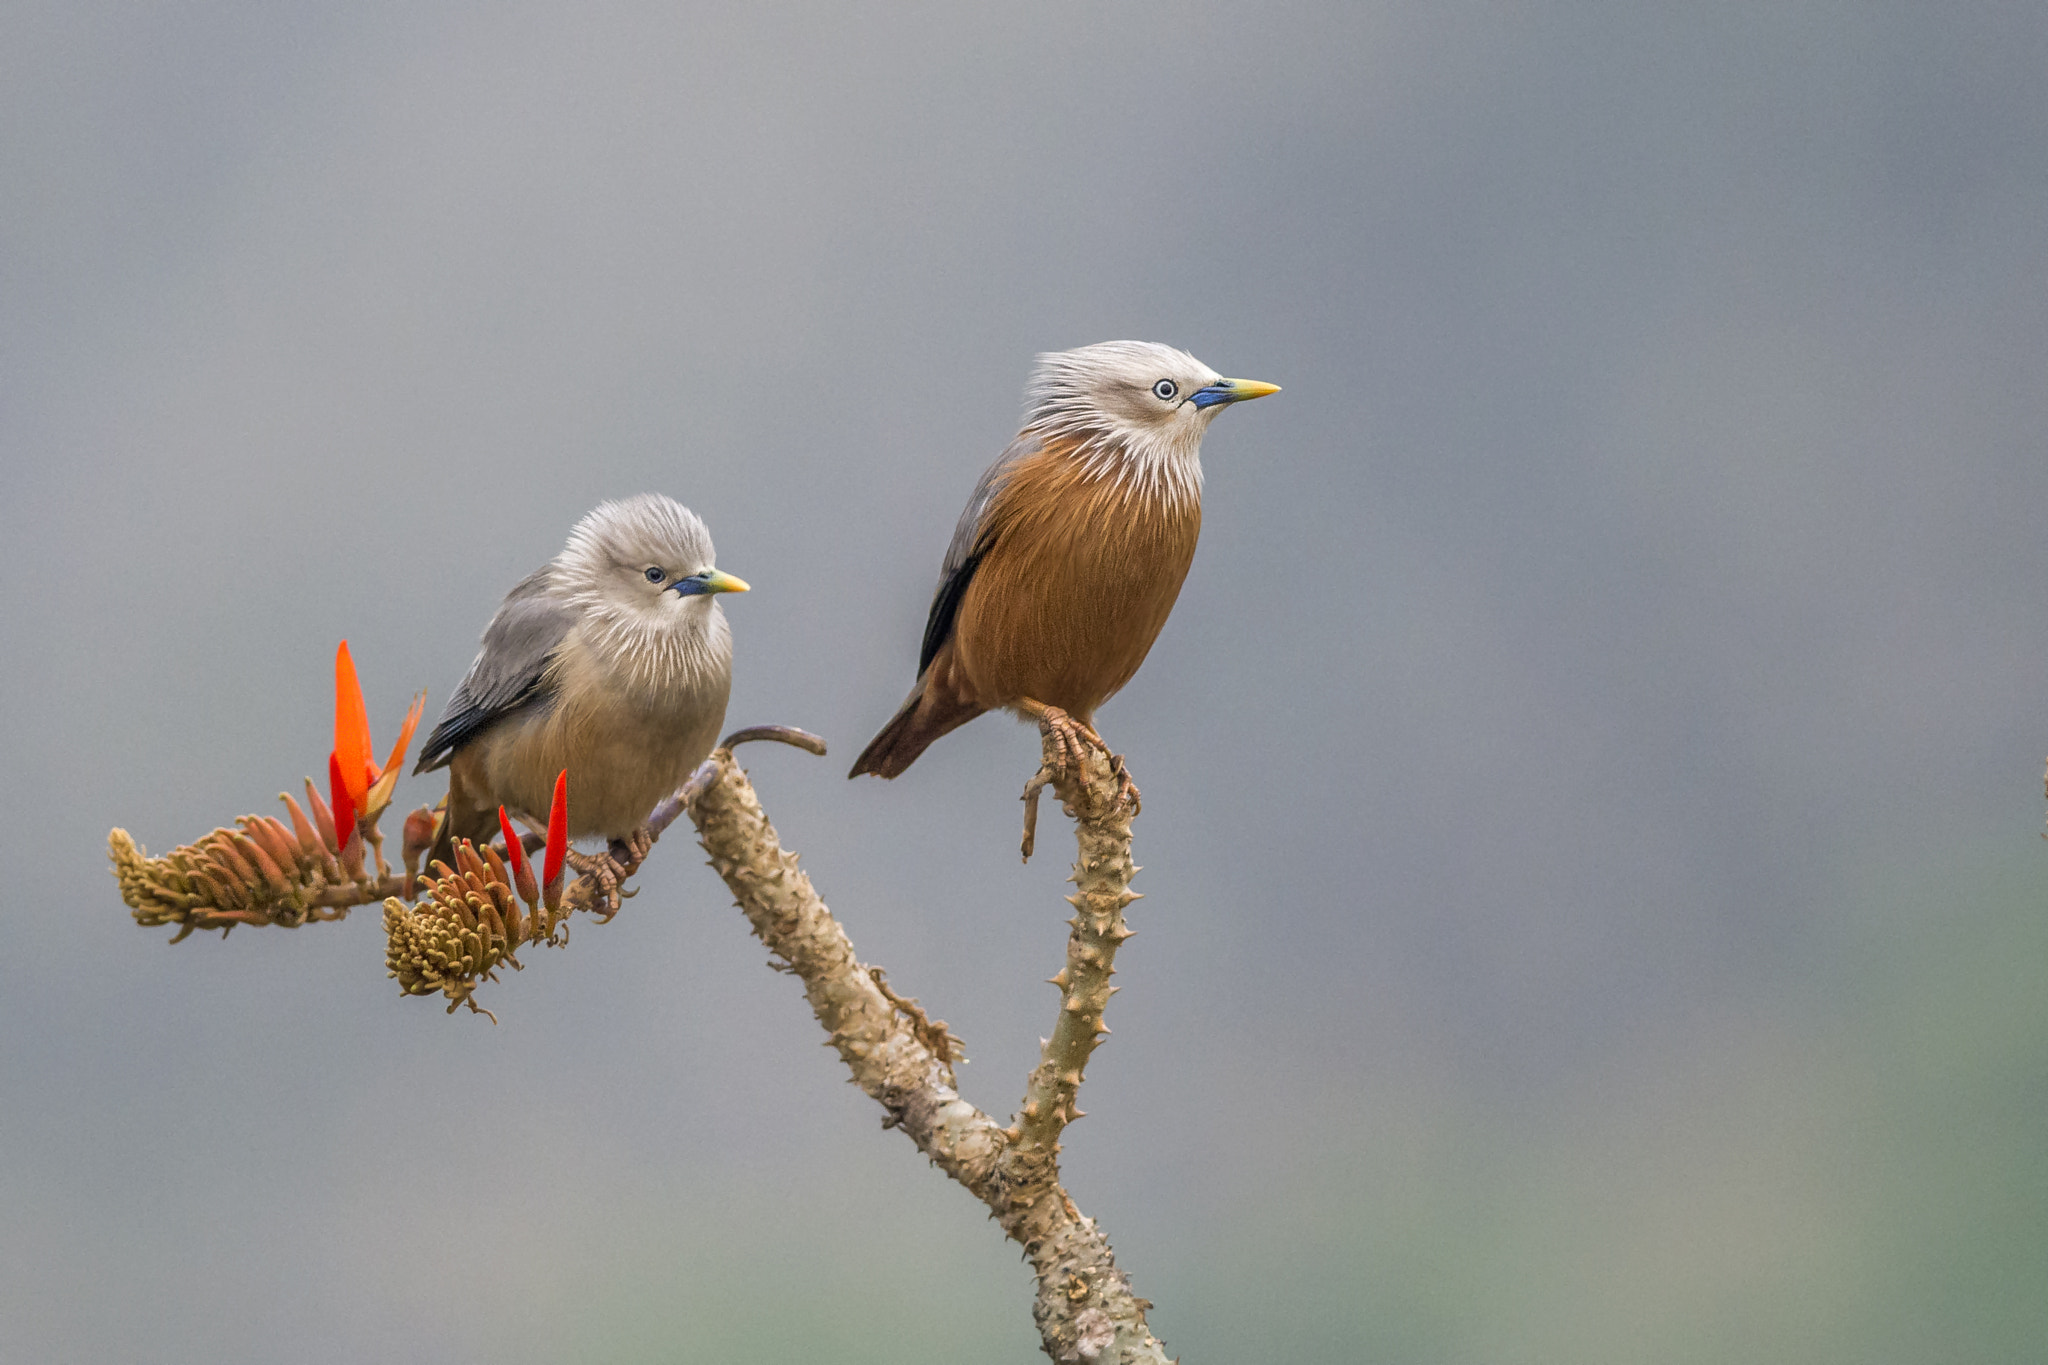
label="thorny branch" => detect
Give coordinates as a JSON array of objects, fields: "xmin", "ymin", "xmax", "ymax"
[{"xmin": 686, "ymin": 729, "xmax": 1169, "ymax": 1364}]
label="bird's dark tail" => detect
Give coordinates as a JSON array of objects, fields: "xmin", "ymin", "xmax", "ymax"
[{"xmin": 849, "ymin": 679, "xmax": 983, "ymax": 779}]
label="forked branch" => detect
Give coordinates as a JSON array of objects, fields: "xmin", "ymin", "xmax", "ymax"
[{"xmin": 686, "ymin": 730, "xmax": 1168, "ymax": 1364}]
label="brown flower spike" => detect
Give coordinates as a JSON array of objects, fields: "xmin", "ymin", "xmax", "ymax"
[
  {"xmin": 110, "ymin": 781, "xmax": 393, "ymax": 941},
  {"xmin": 381, "ymin": 769, "xmax": 572, "ymax": 1019}
]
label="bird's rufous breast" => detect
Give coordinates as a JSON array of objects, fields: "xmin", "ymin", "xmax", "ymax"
[{"xmin": 950, "ymin": 439, "xmax": 1202, "ymax": 724}]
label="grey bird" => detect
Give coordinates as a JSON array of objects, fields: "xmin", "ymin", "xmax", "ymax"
[{"xmin": 413, "ymin": 493, "xmax": 748, "ymax": 896}]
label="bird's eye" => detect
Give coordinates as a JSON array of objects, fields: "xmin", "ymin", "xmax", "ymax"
[
  {"xmin": 644, "ymin": 566, "xmax": 665, "ymax": 583},
  {"xmin": 1152, "ymin": 379, "xmax": 1179, "ymax": 401}
]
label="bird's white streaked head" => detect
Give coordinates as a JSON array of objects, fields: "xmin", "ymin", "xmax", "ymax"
[
  {"xmin": 553, "ymin": 493, "xmax": 747, "ymax": 686},
  {"xmin": 1023, "ymin": 340, "xmax": 1280, "ymax": 500}
]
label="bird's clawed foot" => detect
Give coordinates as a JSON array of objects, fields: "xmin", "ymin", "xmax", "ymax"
[
  {"xmin": 563, "ymin": 846, "xmax": 625, "ymax": 918},
  {"xmin": 1016, "ymin": 704, "xmax": 1140, "ymax": 860},
  {"xmin": 1072, "ymin": 720, "xmax": 1141, "ymax": 814},
  {"xmin": 1017, "ymin": 702, "xmax": 1088, "ymax": 863},
  {"xmin": 1026, "ymin": 703, "xmax": 1091, "ymax": 778},
  {"xmin": 1052, "ymin": 714, "xmax": 1142, "ymax": 816},
  {"xmin": 565, "ymin": 827, "xmax": 652, "ymax": 920},
  {"xmin": 618, "ymin": 825, "xmax": 653, "ymax": 870},
  {"xmin": 1105, "ymin": 750, "xmax": 1141, "ymax": 815}
]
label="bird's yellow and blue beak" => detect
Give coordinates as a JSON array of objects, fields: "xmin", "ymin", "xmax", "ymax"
[
  {"xmin": 673, "ymin": 568, "xmax": 750, "ymax": 596},
  {"xmin": 1189, "ymin": 377, "xmax": 1282, "ymax": 410}
]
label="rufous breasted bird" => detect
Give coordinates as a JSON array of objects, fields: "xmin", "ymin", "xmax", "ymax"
[
  {"xmin": 850, "ymin": 341, "xmax": 1279, "ymax": 801},
  {"xmin": 414, "ymin": 493, "xmax": 748, "ymax": 902}
]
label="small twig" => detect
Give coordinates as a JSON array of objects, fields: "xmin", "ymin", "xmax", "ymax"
[
  {"xmin": 868, "ymin": 965, "xmax": 966, "ymax": 1084},
  {"xmin": 720, "ymin": 724, "xmax": 829, "ymax": 755},
  {"xmin": 1020, "ymin": 764, "xmax": 1054, "ymax": 863},
  {"xmin": 364, "ymin": 822, "xmax": 391, "ymax": 881},
  {"xmin": 305, "ymin": 875, "xmax": 407, "ymax": 908}
]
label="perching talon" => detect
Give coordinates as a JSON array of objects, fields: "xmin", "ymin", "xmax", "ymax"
[
  {"xmin": 1026, "ymin": 701, "xmax": 1093, "ymax": 779},
  {"xmin": 566, "ymin": 844, "xmax": 631, "ymax": 919},
  {"xmin": 1107, "ymin": 752, "xmax": 1141, "ymax": 815}
]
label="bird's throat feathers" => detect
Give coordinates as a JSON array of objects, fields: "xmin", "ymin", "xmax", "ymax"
[
  {"xmin": 1024, "ymin": 424, "xmax": 1204, "ymax": 509},
  {"xmin": 552, "ymin": 567, "xmax": 732, "ymax": 699}
]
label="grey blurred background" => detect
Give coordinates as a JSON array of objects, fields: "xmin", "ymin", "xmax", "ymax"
[{"xmin": 5, "ymin": 2, "xmax": 2045, "ymax": 1360}]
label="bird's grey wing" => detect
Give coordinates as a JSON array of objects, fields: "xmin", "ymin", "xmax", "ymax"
[
  {"xmin": 413, "ymin": 568, "xmax": 574, "ymax": 773},
  {"xmin": 917, "ymin": 433, "xmax": 1040, "ymax": 676}
]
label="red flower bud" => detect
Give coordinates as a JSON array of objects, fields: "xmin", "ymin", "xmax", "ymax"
[
  {"xmin": 542, "ymin": 770, "xmax": 568, "ymax": 911},
  {"xmin": 499, "ymin": 805, "xmax": 539, "ymax": 906},
  {"xmin": 327, "ymin": 750, "xmax": 363, "ymax": 878},
  {"xmin": 328, "ymin": 751, "xmax": 358, "ymax": 853},
  {"xmin": 333, "ymin": 643, "xmax": 374, "ymax": 807}
]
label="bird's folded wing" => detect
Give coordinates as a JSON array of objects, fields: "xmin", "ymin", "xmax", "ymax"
[
  {"xmin": 413, "ymin": 568, "xmax": 575, "ymax": 773},
  {"xmin": 918, "ymin": 433, "xmax": 1039, "ymax": 676}
]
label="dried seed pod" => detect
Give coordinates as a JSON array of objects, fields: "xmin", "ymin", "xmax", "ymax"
[
  {"xmin": 381, "ymin": 835, "xmax": 579, "ymax": 1018},
  {"xmin": 280, "ymin": 792, "xmax": 321, "ymax": 858},
  {"xmin": 231, "ymin": 830, "xmax": 294, "ymax": 902},
  {"xmin": 401, "ymin": 805, "xmax": 437, "ymax": 886},
  {"xmin": 497, "ymin": 807, "xmax": 540, "ymax": 907},
  {"xmin": 287, "ymin": 790, "xmax": 346, "ymax": 882},
  {"xmin": 253, "ymin": 816, "xmax": 303, "ymax": 874},
  {"xmin": 209, "ymin": 831, "xmax": 261, "ymax": 891}
]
